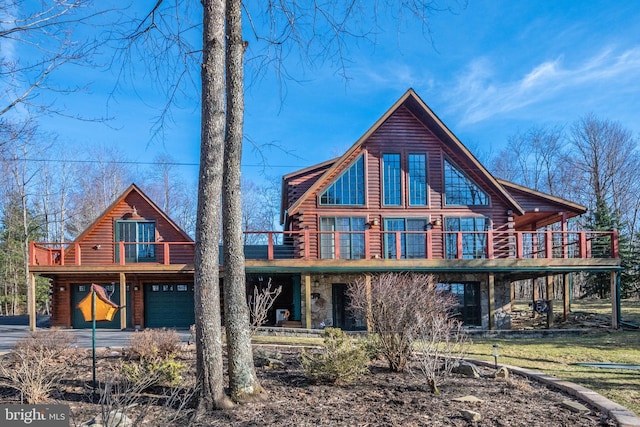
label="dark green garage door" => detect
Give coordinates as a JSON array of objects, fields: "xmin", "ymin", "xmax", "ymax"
[
  {"xmin": 72, "ymin": 283, "xmax": 131, "ymax": 329},
  {"xmin": 144, "ymin": 283, "xmax": 194, "ymax": 328}
]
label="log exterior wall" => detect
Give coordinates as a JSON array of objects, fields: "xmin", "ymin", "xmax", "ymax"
[{"xmin": 285, "ymin": 107, "xmax": 515, "ymax": 260}]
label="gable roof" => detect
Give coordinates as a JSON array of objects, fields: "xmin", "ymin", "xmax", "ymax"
[
  {"xmin": 280, "ymin": 157, "xmax": 337, "ymax": 225},
  {"xmin": 285, "ymin": 89, "xmax": 525, "ymax": 217},
  {"xmin": 497, "ymin": 179, "xmax": 587, "ymax": 228},
  {"xmin": 72, "ymin": 183, "xmax": 193, "ymax": 244}
]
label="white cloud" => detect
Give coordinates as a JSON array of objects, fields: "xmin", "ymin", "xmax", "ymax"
[{"xmin": 448, "ymin": 46, "xmax": 640, "ymax": 126}]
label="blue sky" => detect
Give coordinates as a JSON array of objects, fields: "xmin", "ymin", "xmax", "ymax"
[{"xmin": 30, "ymin": 1, "xmax": 640, "ymax": 185}]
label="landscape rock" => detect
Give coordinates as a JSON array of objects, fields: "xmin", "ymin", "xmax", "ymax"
[
  {"xmin": 561, "ymin": 400, "xmax": 590, "ymax": 414},
  {"xmin": 460, "ymin": 409, "xmax": 482, "ymax": 422},
  {"xmin": 81, "ymin": 410, "xmax": 133, "ymax": 427},
  {"xmin": 452, "ymin": 361, "xmax": 481, "ymax": 378},
  {"xmin": 452, "ymin": 395, "xmax": 484, "ymax": 403},
  {"xmin": 495, "ymin": 366, "xmax": 509, "ymax": 379}
]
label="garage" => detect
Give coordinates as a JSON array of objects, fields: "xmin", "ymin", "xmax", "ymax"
[
  {"xmin": 144, "ymin": 283, "xmax": 194, "ymax": 328},
  {"xmin": 72, "ymin": 283, "xmax": 131, "ymax": 329}
]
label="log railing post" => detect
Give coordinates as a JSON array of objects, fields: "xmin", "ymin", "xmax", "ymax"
[
  {"xmin": 267, "ymin": 233, "xmax": 274, "ymax": 260},
  {"xmin": 486, "ymin": 230, "xmax": 494, "ymax": 259},
  {"xmin": 163, "ymin": 242, "xmax": 170, "ymax": 265},
  {"xmin": 579, "ymin": 232, "xmax": 587, "ymax": 259},
  {"xmin": 119, "ymin": 242, "xmax": 125, "ymax": 265},
  {"xmin": 364, "ymin": 230, "xmax": 371, "ymax": 259},
  {"xmin": 303, "ymin": 229, "xmax": 310, "ymax": 260},
  {"xmin": 611, "ymin": 229, "xmax": 619, "ymax": 258}
]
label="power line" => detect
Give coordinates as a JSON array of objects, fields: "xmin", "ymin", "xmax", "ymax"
[{"xmin": 2, "ymin": 158, "xmax": 305, "ymax": 168}]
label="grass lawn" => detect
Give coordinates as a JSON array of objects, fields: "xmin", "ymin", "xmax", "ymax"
[{"xmin": 469, "ymin": 331, "xmax": 640, "ymax": 417}]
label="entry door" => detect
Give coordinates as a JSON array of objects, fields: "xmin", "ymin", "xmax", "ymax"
[{"xmin": 332, "ymin": 284, "xmax": 364, "ymax": 331}]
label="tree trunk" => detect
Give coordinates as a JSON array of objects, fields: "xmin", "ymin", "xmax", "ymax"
[
  {"xmin": 194, "ymin": 0, "xmax": 232, "ymax": 412},
  {"xmin": 222, "ymin": 0, "xmax": 263, "ymax": 402}
]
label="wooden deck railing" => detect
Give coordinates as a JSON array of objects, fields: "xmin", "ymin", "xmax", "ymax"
[{"xmin": 29, "ymin": 229, "xmax": 619, "ymax": 267}]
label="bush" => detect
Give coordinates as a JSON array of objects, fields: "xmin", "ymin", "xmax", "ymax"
[
  {"xmin": 122, "ymin": 357, "xmax": 185, "ymax": 388},
  {"xmin": 348, "ymin": 273, "xmax": 460, "ymax": 372},
  {"xmin": 301, "ymin": 328, "xmax": 369, "ymax": 385},
  {"xmin": 0, "ymin": 329, "xmax": 75, "ymax": 403},
  {"xmin": 126, "ymin": 329, "xmax": 181, "ymax": 361},
  {"xmin": 359, "ymin": 333, "xmax": 383, "ymax": 361}
]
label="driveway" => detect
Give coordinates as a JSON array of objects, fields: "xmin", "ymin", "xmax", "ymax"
[{"xmin": 0, "ymin": 316, "xmax": 192, "ymax": 353}]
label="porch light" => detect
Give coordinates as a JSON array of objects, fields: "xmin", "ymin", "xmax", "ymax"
[
  {"xmin": 59, "ymin": 286, "xmax": 65, "ymax": 292},
  {"xmin": 492, "ymin": 344, "xmax": 499, "ymax": 369},
  {"xmin": 426, "ymin": 217, "xmax": 442, "ymax": 230},
  {"xmin": 130, "ymin": 206, "xmax": 142, "ymax": 220},
  {"xmin": 366, "ymin": 217, "xmax": 379, "ymax": 228}
]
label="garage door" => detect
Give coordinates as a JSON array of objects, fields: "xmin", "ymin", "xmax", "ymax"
[
  {"xmin": 72, "ymin": 283, "xmax": 131, "ymax": 329},
  {"xmin": 144, "ymin": 283, "xmax": 194, "ymax": 328}
]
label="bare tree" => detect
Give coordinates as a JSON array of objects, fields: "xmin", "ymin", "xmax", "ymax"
[
  {"xmin": 0, "ymin": 0, "xmax": 117, "ymax": 117},
  {"xmin": 491, "ymin": 125, "xmax": 567, "ymax": 196},
  {"xmin": 65, "ymin": 145, "xmax": 133, "ymax": 237},
  {"xmin": 192, "ymin": 0, "xmax": 233, "ymax": 412},
  {"xmin": 248, "ymin": 279, "xmax": 283, "ymax": 336}
]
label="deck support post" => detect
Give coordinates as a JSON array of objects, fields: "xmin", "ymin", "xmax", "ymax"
[
  {"xmin": 29, "ymin": 273, "xmax": 37, "ymax": 331},
  {"xmin": 532, "ymin": 278, "xmax": 539, "ymax": 318},
  {"xmin": 546, "ymin": 274, "xmax": 554, "ymax": 328},
  {"xmin": 120, "ymin": 272, "xmax": 127, "ymax": 330},
  {"xmin": 303, "ymin": 273, "xmax": 312, "ymax": 329},
  {"xmin": 563, "ymin": 273, "xmax": 570, "ymax": 321},
  {"xmin": 488, "ymin": 274, "xmax": 495, "ymax": 330},
  {"xmin": 611, "ymin": 271, "xmax": 619, "ymax": 329}
]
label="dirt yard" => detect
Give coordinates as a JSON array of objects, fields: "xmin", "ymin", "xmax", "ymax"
[{"xmin": 0, "ymin": 345, "xmax": 615, "ymax": 426}]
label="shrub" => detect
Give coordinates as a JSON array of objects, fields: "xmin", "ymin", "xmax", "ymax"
[
  {"xmin": 359, "ymin": 333, "xmax": 383, "ymax": 361},
  {"xmin": 126, "ymin": 329, "xmax": 181, "ymax": 361},
  {"xmin": 301, "ymin": 328, "xmax": 369, "ymax": 385},
  {"xmin": 0, "ymin": 329, "xmax": 75, "ymax": 403},
  {"xmin": 121, "ymin": 357, "xmax": 185, "ymax": 388},
  {"xmin": 348, "ymin": 272, "xmax": 461, "ymax": 373}
]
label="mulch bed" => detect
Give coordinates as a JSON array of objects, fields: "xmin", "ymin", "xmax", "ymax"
[{"xmin": 0, "ymin": 345, "xmax": 615, "ymax": 426}]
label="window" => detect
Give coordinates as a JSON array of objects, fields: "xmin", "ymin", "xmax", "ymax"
[
  {"xmin": 384, "ymin": 218, "xmax": 428, "ymax": 259},
  {"xmin": 408, "ymin": 154, "xmax": 427, "ymax": 205},
  {"xmin": 438, "ymin": 282, "xmax": 481, "ymax": 326},
  {"xmin": 445, "ymin": 217, "xmax": 488, "ymax": 259},
  {"xmin": 319, "ymin": 217, "xmax": 366, "ymax": 259},
  {"xmin": 320, "ymin": 156, "xmax": 364, "ymax": 205},
  {"xmin": 116, "ymin": 221, "xmax": 156, "ymax": 262},
  {"xmin": 444, "ymin": 159, "xmax": 489, "ymax": 206},
  {"xmin": 382, "ymin": 153, "xmax": 401, "ymax": 206}
]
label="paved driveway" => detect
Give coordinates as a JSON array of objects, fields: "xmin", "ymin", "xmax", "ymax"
[{"xmin": 0, "ymin": 316, "xmax": 191, "ymax": 353}]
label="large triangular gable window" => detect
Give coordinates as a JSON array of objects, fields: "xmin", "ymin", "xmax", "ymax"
[
  {"xmin": 444, "ymin": 159, "xmax": 489, "ymax": 206},
  {"xmin": 320, "ymin": 155, "xmax": 365, "ymax": 205}
]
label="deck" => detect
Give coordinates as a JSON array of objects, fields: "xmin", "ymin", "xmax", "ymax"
[{"xmin": 29, "ymin": 229, "xmax": 620, "ymax": 276}]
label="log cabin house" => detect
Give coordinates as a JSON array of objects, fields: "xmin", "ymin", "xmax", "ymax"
[{"xmin": 29, "ymin": 89, "xmax": 621, "ymax": 331}]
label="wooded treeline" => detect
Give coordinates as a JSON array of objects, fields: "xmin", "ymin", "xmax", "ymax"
[
  {"xmin": 490, "ymin": 117, "xmax": 640, "ymax": 301},
  {"xmin": 0, "ymin": 122, "xmax": 280, "ymax": 315}
]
